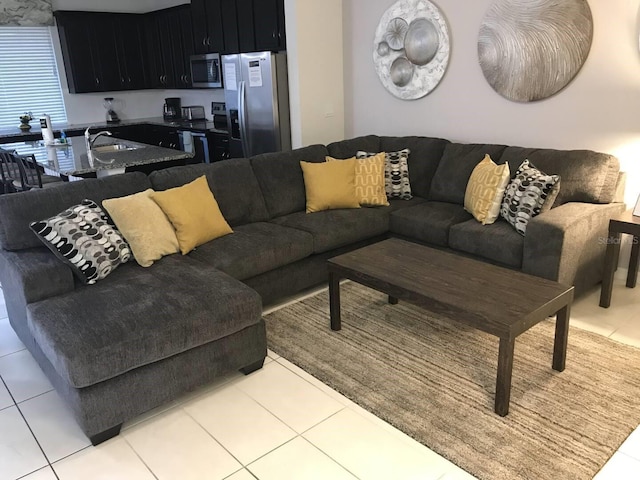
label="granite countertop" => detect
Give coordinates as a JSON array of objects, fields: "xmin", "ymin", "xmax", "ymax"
[
  {"xmin": 0, "ymin": 117, "xmax": 228, "ymax": 143},
  {"xmin": 0, "ymin": 135, "xmax": 194, "ymax": 177}
]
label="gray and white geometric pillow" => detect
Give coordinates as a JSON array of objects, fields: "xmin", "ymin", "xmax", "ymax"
[
  {"xmin": 30, "ymin": 199, "xmax": 131, "ymax": 284},
  {"xmin": 500, "ymin": 160, "xmax": 560, "ymax": 236},
  {"xmin": 357, "ymin": 149, "xmax": 412, "ymax": 200}
]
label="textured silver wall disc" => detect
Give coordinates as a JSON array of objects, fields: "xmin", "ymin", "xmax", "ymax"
[
  {"xmin": 373, "ymin": 0, "xmax": 450, "ymax": 100},
  {"xmin": 478, "ymin": 0, "xmax": 593, "ymax": 102}
]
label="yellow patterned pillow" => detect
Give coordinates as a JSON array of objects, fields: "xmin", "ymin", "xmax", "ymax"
[
  {"xmin": 464, "ymin": 154, "xmax": 510, "ymax": 225},
  {"xmin": 327, "ymin": 154, "xmax": 389, "ymax": 207}
]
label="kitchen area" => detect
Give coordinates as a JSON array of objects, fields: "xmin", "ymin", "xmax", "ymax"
[{"xmin": 0, "ymin": 0, "xmax": 289, "ymax": 182}]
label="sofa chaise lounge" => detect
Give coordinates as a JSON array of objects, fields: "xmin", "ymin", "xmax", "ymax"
[{"xmin": 0, "ymin": 134, "xmax": 625, "ymax": 444}]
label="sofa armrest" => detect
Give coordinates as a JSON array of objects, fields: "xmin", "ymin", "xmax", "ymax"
[
  {"xmin": 522, "ymin": 202, "xmax": 625, "ymax": 292},
  {"xmin": 0, "ymin": 247, "xmax": 75, "ymax": 324}
]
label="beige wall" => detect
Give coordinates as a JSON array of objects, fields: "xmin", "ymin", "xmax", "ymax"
[
  {"xmin": 286, "ymin": 0, "xmax": 344, "ymax": 148},
  {"xmin": 344, "ymin": 0, "xmax": 640, "ymax": 206}
]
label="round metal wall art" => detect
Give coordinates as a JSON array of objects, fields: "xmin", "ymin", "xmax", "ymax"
[
  {"xmin": 373, "ymin": 0, "xmax": 450, "ymax": 100},
  {"xmin": 478, "ymin": 0, "xmax": 593, "ymax": 103}
]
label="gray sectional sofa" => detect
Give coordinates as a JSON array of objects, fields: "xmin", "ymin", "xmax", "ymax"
[{"xmin": 0, "ymin": 134, "xmax": 625, "ymax": 444}]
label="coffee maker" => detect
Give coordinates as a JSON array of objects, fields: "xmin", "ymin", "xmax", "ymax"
[{"xmin": 163, "ymin": 97, "xmax": 181, "ymax": 120}]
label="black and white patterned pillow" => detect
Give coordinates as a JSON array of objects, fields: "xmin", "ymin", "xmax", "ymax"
[
  {"xmin": 500, "ymin": 160, "xmax": 560, "ymax": 236},
  {"xmin": 357, "ymin": 149, "xmax": 412, "ymax": 200},
  {"xmin": 30, "ymin": 199, "xmax": 131, "ymax": 284}
]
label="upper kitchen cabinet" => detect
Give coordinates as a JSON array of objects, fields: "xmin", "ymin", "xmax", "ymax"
[
  {"xmin": 249, "ymin": 0, "xmax": 286, "ymax": 52},
  {"xmin": 145, "ymin": 5, "xmax": 194, "ymax": 89},
  {"xmin": 191, "ymin": 0, "xmax": 224, "ymax": 54},
  {"xmin": 55, "ymin": 11, "xmax": 145, "ymax": 93},
  {"xmin": 191, "ymin": 0, "xmax": 286, "ymax": 55},
  {"xmin": 113, "ymin": 14, "xmax": 146, "ymax": 90}
]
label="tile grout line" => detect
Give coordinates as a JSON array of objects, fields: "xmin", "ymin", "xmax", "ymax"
[
  {"xmin": 121, "ymin": 436, "xmax": 160, "ymax": 480},
  {"xmin": 4, "ymin": 373, "xmax": 60, "ymax": 479}
]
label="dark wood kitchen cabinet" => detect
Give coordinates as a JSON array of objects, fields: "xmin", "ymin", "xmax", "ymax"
[
  {"xmin": 113, "ymin": 14, "xmax": 146, "ymax": 90},
  {"xmin": 191, "ymin": 0, "xmax": 285, "ymax": 55},
  {"xmin": 250, "ymin": 0, "xmax": 286, "ymax": 51},
  {"xmin": 191, "ymin": 0, "xmax": 225, "ymax": 54},
  {"xmin": 145, "ymin": 5, "xmax": 194, "ymax": 89},
  {"xmin": 56, "ymin": 11, "xmax": 146, "ymax": 93}
]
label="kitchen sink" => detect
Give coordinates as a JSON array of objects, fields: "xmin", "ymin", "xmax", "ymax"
[{"xmin": 92, "ymin": 143, "xmax": 143, "ymax": 153}]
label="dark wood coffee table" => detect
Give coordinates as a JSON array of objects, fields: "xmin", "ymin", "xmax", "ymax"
[{"xmin": 327, "ymin": 238, "xmax": 574, "ymax": 416}]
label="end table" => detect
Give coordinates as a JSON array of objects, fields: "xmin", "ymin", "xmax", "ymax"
[{"xmin": 599, "ymin": 210, "xmax": 640, "ymax": 307}]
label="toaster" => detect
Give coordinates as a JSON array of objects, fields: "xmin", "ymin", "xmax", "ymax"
[{"xmin": 181, "ymin": 105, "xmax": 206, "ymax": 121}]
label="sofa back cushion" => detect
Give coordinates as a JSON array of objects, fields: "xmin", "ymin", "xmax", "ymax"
[
  {"xmin": 149, "ymin": 159, "xmax": 270, "ymax": 227},
  {"xmin": 250, "ymin": 144, "xmax": 329, "ymax": 218},
  {"xmin": 379, "ymin": 136, "xmax": 449, "ymax": 198},
  {"xmin": 0, "ymin": 172, "xmax": 151, "ymax": 251},
  {"xmin": 428, "ymin": 143, "xmax": 508, "ymax": 204},
  {"xmin": 326, "ymin": 135, "xmax": 381, "ymax": 159},
  {"xmin": 498, "ymin": 146, "xmax": 620, "ymax": 205}
]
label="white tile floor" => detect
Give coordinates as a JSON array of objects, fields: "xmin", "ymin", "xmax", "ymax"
[{"xmin": 1, "ymin": 269, "xmax": 639, "ymax": 480}]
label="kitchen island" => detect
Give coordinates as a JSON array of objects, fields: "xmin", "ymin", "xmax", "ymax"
[{"xmin": 0, "ymin": 134, "xmax": 195, "ymax": 179}]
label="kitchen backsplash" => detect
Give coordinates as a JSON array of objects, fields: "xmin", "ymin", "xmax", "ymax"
[{"xmin": 61, "ymin": 88, "xmax": 226, "ymax": 125}]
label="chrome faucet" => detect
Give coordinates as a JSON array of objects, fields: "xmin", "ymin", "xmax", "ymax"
[{"xmin": 84, "ymin": 126, "xmax": 112, "ymax": 150}]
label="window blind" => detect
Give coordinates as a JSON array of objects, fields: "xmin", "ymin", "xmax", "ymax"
[{"xmin": 0, "ymin": 26, "xmax": 67, "ymax": 129}]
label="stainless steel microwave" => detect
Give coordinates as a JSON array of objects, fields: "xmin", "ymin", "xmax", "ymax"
[{"xmin": 190, "ymin": 53, "xmax": 222, "ymax": 88}]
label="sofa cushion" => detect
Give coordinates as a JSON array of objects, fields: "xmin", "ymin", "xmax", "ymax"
[
  {"xmin": 464, "ymin": 154, "xmax": 511, "ymax": 225},
  {"xmin": 102, "ymin": 189, "xmax": 180, "ymax": 267},
  {"xmin": 390, "ymin": 201, "xmax": 472, "ymax": 247},
  {"xmin": 301, "ymin": 159, "xmax": 361, "ymax": 213},
  {"xmin": 250, "ymin": 144, "xmax": 328, "ymax": 218},
  {"xmin": 271, "ymin": 208, "xmax": 390, "ymax": 254},
  {"xmin": 429, "ymin": 143, "xmax": 508, "ymax": 204},
  {"xmin": 498, "ymin": 146, "xmax": 620, "ymax": 205},
  {"xmin": 500, "ymin": 160, "xmax": 560, "ymax": 236},
  {"xmin": 26, "ymin": 255, "xmax": 262, "ymax": 388},
  {"xmin": 328, "ymin": 153, "xmax": 389, "ymax": 206},
  {"xmin": 379, "ymin": 136, "xmax": 450, "ymax": 198},
  {"xmin": 151, "ymin": 176, "xmax": 233, "ymax": 254},
  {"xmin": 326, "ymin": 135, "xmax": 380, "ymax": 159},
  {"xmin": 30, "ymin": 199, "xmax": 132, "ymax": 285},
  {"xmin": 188, "ymin": 222, "xmax": 314, "ymax": 280},
  {"xmin": 449, "ymin": 219, "xmax": 524, "ymax": 268},
  {"xmin": 148, "ymin": 159, "xmax": 269, "ymax": 227},
  {"xmin": 0, "ymin": 172, "xmax": 151, "ymax": 251},
  {"xmin": 357, "ymin": 149, "xmax": 412, "ymax": 200}
]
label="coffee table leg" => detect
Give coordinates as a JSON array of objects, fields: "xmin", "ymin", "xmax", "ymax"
[
  {"xmin": 553, "ymin": 304, "xmax": 571, "ymax": 372},
  {"xmin": 495, "ymin": 336, "xmax": 515, "ymax": 416},
  {"xmin": 388, "ymin": 295, "xmax": 398, "ymax": 305},
  {"xmin": 627, "ymin": 236, "xmax": 639, "ymax": 288},
  {"xmin": 329, "ymin": 272, "xmax": 341, "ymax": 331},
  {"xmin": 600, "ymin": 232, "xmax": 621, "ymax": 307}
]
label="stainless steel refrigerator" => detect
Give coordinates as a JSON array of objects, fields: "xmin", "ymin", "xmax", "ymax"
[{"xmin": 222, "ymin": 51, "xmax": 291, "ymax": 158}]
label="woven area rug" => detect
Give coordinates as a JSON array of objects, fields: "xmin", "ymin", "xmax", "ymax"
[{"xmin": 264, "ymin": 282, "xmax": 640, "ymax": 480}]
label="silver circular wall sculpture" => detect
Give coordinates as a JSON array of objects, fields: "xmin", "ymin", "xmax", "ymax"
[
  {"xmin": 373, "ymin": 0, "xmax": 450, "ymax": 100},
  {"xmin": 478, "ymin": 0, "xmax": 593, "ymax": 103}
]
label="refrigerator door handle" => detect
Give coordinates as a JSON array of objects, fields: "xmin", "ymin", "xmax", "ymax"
[{"xmin": 238, "ymin": 80, "xmax": 251, "ymax": 157}]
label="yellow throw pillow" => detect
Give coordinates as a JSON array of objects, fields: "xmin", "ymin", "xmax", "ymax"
[
  {"xmin": 150, "ymin": 176, "xmax": 233, "ymax": 254},
  {"xmin": 103, "ymin": 189, "xmax": 179, "ymax": 267},
  {"xmin": 327, "ymin": 154, "xmax": 389, "ymax": 207},
  {"xmin": 464, "ymin": 154, "xmax": 511, "ymax": 225},
  {"xmin": 300, "ymin": 159, "xmax": 361, "ymax": 213}
]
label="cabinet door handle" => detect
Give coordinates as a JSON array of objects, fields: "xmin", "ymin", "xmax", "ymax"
[
  {"xmin": 202, "ymin": 37, "xmax": 207, "ymax": 46},
  {"xmin": 121, "ymin": 76, "xmax": 125, "ymax": 84},
  {"xmin": 272, "ymin": 30, "xmax": 277, "ymax": 39},
  {"xmin": 206, "ymin": 37, "xmax": 210, "ymax": 46},
  {"xmin": 128, "ymin": 77, "xmax": 132, "ymax": 84},
  {"xmin": 95, "ymin": 77, "xmax": 100, "ymax": 85}
]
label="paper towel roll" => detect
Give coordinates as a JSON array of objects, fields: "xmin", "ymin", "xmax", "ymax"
[{"xmin": 39, "ymin": 115, "xmax": 54, "ymax": 145}]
